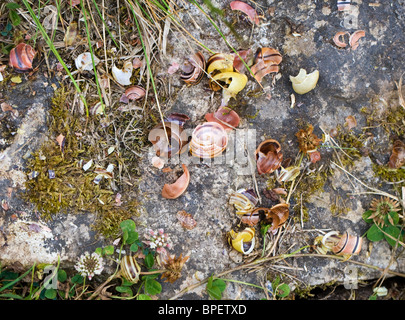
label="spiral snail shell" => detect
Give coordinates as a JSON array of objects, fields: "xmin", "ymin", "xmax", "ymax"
[
  {"xmin": 9, "ymin": 43, "xmax": 37, "ymax": 72},
  {"xmin": 120, "ymin": 255, "xmax": 141, "ymax": 284},
  {"xmin": 229, "ymin": 189, "xmax": 258, "ymax": 215},
  {"xmin": 189, "ymin": 122, "xmax": 228, "ymax": 159},
  {"xmin": 148, "ymin": 121, "xmax": 188, "ymax": 158},
  {"xmin": 124, "ymin": 85, "xmax": 146, "ymax": 101},
  {"xmin": 228, "ymin": 228, "xmax": 256, "ymax": 254},
  {"xmin": 180, "ymin": 52, "xmax": 206, "ymax": 85}
]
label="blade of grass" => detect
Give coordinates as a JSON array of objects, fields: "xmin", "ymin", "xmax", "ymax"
[
  {"xmin": 90, "ymin": 0, "xmax": 119, "ymax": 48},
  {"xmin": 127, "ymin": 0, "xmax": 170, "ymax": 145},
  {"xmin": 81, "ymin": 0, "xmax": 105, "ymax": 113},
  {"xmin": 0, "ymin": 264, "xmax": 35, "ymax": 294},
  {"xmin": 22, "ymin": 0, "xmax": 89, "ymax": 117}
]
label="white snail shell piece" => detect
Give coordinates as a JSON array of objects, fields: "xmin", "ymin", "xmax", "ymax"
[
  {"xmin": 189, "ymin": 122, "xmax": 228, "ymax": 159},
  {"xmin": 228, "ymin": 228, "xmax": 255, "ymax": 254},
  {"xmin": 75, "ymin": 52, "xmax": 100, "ymax": 71},
  {"xmin": 276, "ymin": 166, "xmax": 301, "ymax": 183},
  {"xmin": 120, "ymin": 255, "xmax": 141, "ymax": 284},
  {"xmin": 289, "ymin": 68, "xmax": 319, "ymax": 95},
  {"xmin": 112, "ymin": 61, "xmax": 133, "ymax": 86}
]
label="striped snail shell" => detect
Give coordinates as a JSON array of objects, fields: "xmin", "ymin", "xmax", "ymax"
[
  {"xmin": 9, "ymin": 43, "xmax": 36, "ymax": 72},
  {"xmin": 180, "ymin": 52, "xmax": 206, "ymax": 85},
  {"xmin": 229, "ymin": 189, "xmax": 258, "ymax": 215},
  {"xmin": 204, "ymin": 106, "xmax": 240, "ymax": 130},
  {"xmin": 332, "ymin": 231, "xmax": 362, "ymax": 256},
  {"xmin": 120, "ymin": 255, "xmax": 141, "ymax": 284},
  {"xmin": 189, "ymin": 122, "xmax": 228, "ymax": 159},
  {"xmin": 255, "ymin": 139, "xmax": 283, "ymax": 175},
  {"xmin": 228, "ymin": 227, "xmax": 255, "ymax": 255},
  {"xmin": 148, "ymin": 121, "xmax": 188, "ymax": 158}
]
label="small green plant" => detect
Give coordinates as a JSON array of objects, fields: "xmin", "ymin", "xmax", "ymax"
[
  {"xmin": 362, "ymin": 197, "xmax": 405, "ymax": 248},
  {"xmin": 270, "ymin": 276, "xmax": 291, "ymax": 299},
  {"xmin": 206, "ymin": 275, "xmax": 227, "ymax": 300}
]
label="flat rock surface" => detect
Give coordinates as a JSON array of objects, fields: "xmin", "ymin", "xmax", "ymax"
[{"xmin": 1, "ymin": 0, "xmax": 404, "ymax": 300}]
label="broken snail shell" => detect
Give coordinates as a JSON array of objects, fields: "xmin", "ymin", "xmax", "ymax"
[
  {"xmin": 229, "ymin": 189, "xmax": 258, "ymax": 215},
  {"xmin": 253, "ymin": 207, "xmax": 280, "ymax": 231},
  {"xmin": 276, "ymin": 166, "xmax": 301, "ymax": 183},
  {"xmin": 251, "ymin": 47, "xmax": 282, "ymax": 82},
  {"xmin": 9, "ymin": 43, "xmax": 37, "ymax": 72},
  {"xmin": 189, "ymin": 122, "xmax": 228, "ymax": 158},
  {"xmin": 255, "ymin": 139, "xmax": 283, "ymax": 175},
  {"xmin": 332, "ymin": 231, "xmax": 362, "ymax": 256},
  {"xmin": 241, "ymin": 210, "xmax": 260, "ymax": 226},
  {"xmin": 232, "ymin": 48, "xmax": 253, "ymax": 73},
  {"xmin": 161, "ymin": 164, "xmax": 190, "ymax": 199},
  {"xmin": 290, "ymin": 68, "xmax": 319, "ymax": 95},
  {"xmin": 228, "ymin": 227, "xmax": 256, "ymax": 254},
  {"xmin": 349, "ymin": 30, "xmax": 366, "ymax": 51},
  {"xmin": 180, "ymin": 52, "xmax": 206, "ymax": 85},
  {"xmin": 266, "ymin": 203, "xmax": 289, "ymax": 226},
  {"xmin": 204, "ymin": 106, "xmax": 240, "ymax": 130},
  {"xmin": 75, "ymin": 52, "xmax": 100, "ymax": 72},
  {"xmin": 148, "ymin": 120, "xmax": 188, "ymax": 158},
  {"xmin": 120, "ymin": 255, "xmax": 141, "ymax": 284},
  {"xmin": 112, "ymin": 60, "xmax": 133, "ymax": 86},
  {"xmin": 333, "ymin": 31, "xmax": 349, "ymax": 48},
  {"xmin": 124, "ymin": 85, "xmax": 146, "ymax": 101},
  {"xmin": 388, "ymin": 140, "xmax": 405, "ymax": 169},
  {"xmin": 212, "ymin": 71, "xmax": 248, "ymax": 106},
  {"xmin": 206, "ymin": 53, "xmax": 234, "ymax": 75}
]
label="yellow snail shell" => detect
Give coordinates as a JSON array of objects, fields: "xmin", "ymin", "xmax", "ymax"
[
  {"xmin": 290, "ymin": 68, "xmax": 319, "ymax": 95},
  {"xmin": 206, "ymin": 53, "xmax": 234, "ymax": 75},
  {"xmin": 120, "ymin": 255, "xmax": 141, "ymax": 284},
  {"xmin": 228, "ymin": 228, "xmax": 255, "ymax": 254}
]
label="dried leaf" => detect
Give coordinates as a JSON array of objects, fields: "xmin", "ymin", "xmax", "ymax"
[{"xmin": 56, "ymin": 134, "xmax": 65, "ymax": 152}]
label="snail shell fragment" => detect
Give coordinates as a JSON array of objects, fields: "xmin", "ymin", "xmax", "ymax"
[
  {"xmin": 180, "ymin": 52, "xmax": 206, "ymax": 85},
  {"xmin": 212, "ymin": 72, "xmax": 248, "ymax": 106},
  {"xmin": 9, "ymin": 43, "xmax": 37, "ymax": 72},
  {"xmin": 112, "ymin": 60, "xmax": 133, "ymax": 86},
  {"xmin": 75, "ymin": 52, "xmax": 100, "ymax": 72},
  {"xmin": 255, "ymin": 139, "xmax": 283, "ymax": 175},
  {"xmin": 120, "ymin": 255, "xmax": 141, "ymax": 284},
  {"xmin": 204, "ymin": 106, "xmax": 240, "ymax": 130},
  {"xmin": 332, "ymin": 231, "xmax": 362, "ymax": 256},
  {"xmin": 388, "ymin": 140, "xmax": 405, "ymax": 169},
  {"xmin": 229, "ymin": 189, "xmax": 258, "ymax": 215},
  {"xmin": 148, "ymin": 119, "xmax": 188, "ymax": 158},
  {"xmin": 207, "ymin": 53, "xmax": 234, "ymax": 76},
  {"xmin": 161, "ymin": 164, "xmax": 190, "ymax": 199},
  {"xmin": 189, "ymin": 122, "xmax": 228, "ymax": 159},
  {"xmin": 228, "ymin": 227, "xmax": 256, "ymax": 254},
  {"xmin": 290, "ymin": 68, "xmax": 319, "ymax": 95}
]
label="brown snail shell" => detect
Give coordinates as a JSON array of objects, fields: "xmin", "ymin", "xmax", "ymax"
[
  {"xmin": 332, "ymin": 231, "xmax": 362, "ymax": 256},
  {"xmin": 266, "ymin": 203, "xmax": 289, "ymax": 226},
  {"xmin": 120, "ymin": 255, "xmax": 141, "ymax": 284},
  {"xmin": 204, "ymin": 106, "xmax": 240, "ymax": 130},
  {"xmin": 251, "ymin": 47, "xmax": 282, "ymax": 83},
  {"xmin": 388, "ymin": 140, "xmax": 405, "ymax": 169},
  {"xmin": 180, "ymin": 52, "xmax": 206, "ymax": 85},
  {"xmin": 161, "ymin": 164, "xmax": 190, "ymax": 199},
  {"xmin": 255, "ymin": 139, "xmax": 283, "ymax": 174},
  {"xmin": 241, "ymin": 210, "xmax": 260, "ymax": 226},
  {"xmin": 124, "ymin": 85, "xmax": 146, "ymax": 101},
  {"xmin": 9, "ymin": 43, "xmax": 37, "ymax": 72},
  {"xmin": 189, "ymin": 122, "xmax": 228, "ymax": 159},
  {"xmin": 148, "ymin": 121, "xmax": 188, "ymax": 158}
]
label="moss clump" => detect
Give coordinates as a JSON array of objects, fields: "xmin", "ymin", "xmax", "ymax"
[
  {"xmin": 372, "ymin": 163, "xmax": 405, "ymax": 183},
  {"xmin": 22, "ymin": 87, "xmax": 141, "ymax": 238}
]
